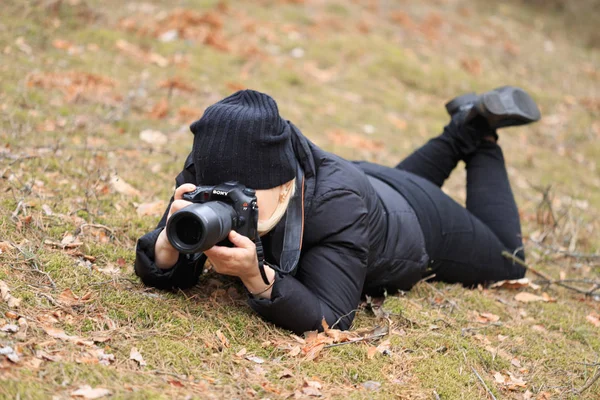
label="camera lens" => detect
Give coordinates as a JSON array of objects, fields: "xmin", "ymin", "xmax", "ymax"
[
  {"xmin": 166, "ymin": 201, "xmax": 237, "ymax": 254},
  {"xmin": 175, "ymin": 216, "xmax": 203, "ymax": 246}
]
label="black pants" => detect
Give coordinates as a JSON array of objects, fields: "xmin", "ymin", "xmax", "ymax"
[{"xmin": 395, "ymin": 117, "xmax": 526, "ymax": 286}]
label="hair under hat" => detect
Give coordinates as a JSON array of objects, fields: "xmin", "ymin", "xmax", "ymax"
[{"xmin": 190, "ymin": 90, "xmax": 297, "ymax": 190}]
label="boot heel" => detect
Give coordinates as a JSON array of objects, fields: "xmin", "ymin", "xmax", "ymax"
[{"xmin": 445, "ymin": 92, "xmax": 478, "ymax": 116}]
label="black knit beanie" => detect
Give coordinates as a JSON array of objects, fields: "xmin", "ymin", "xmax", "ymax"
[{"xmin": 190, "ymin": 90, "xmax": 297, "ymax": 190}]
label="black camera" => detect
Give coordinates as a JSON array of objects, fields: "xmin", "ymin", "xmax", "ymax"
[{"xmin": 165, "ymin": 182, "xmax": 258, "ymax": 254}]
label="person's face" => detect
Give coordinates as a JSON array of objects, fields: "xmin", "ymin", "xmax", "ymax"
[{"xmin": 255, "ymin": 186, "xmax": 281, "ymax": 223}]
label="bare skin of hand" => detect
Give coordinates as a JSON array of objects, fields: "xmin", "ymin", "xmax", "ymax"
[
  {"xmin": 205, "ymin": 230, "xmax": 276, "ymax": 299},
  {"xmin": 155, "ymin": 183, "xmax": 197, "ymax": 269}
]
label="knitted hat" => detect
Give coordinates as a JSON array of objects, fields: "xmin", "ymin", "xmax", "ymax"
[{"xmin": 190, "ymin": 90, "xmax": 297, "ymax": 189}]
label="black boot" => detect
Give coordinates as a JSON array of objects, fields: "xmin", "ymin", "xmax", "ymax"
[{"xmin": 445, "ymin": 86, "xmax": 541, "ymax": 130}]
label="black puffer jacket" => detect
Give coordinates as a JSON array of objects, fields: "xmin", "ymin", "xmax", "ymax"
[{"xmin": 135, "ymin": 123, "xmax": 429, "ymax": 334}]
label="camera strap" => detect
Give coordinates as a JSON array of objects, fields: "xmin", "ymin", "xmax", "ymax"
[
  {"xmin": 254, "ymin": 236, "xmax": 271, "ymax": 285},
  {"xmin": 278, "ymin": 163, "xmax": 304, "ymax": 275}
]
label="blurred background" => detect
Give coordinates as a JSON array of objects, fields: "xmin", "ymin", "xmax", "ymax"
[{"xmin": 1, "ymin": 1, "xmax": 599, "ymax": 398}]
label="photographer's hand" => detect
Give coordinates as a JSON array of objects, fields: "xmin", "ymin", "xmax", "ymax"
[
  {"xmin": 205, "ymin": 231, "xmax": 276, "ymax": 299},
  {"xmin": 155, "ymin": 183, "xmax": 197, "ymax": 269}
]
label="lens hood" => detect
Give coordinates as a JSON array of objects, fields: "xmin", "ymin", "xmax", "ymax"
[{"xmin": 166, "ymin": 201, "xmax": 237, "ymax": 254}]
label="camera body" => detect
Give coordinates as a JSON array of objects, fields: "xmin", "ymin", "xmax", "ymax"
[{"xmin": 166, "ymin": 182, "xmax": 258, "ymax": 254}]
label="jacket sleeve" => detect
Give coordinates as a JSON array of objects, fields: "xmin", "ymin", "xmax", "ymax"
[
  {"xmin": 248, "ymin": 189, "xmax": 369, "ymax": 334},
  {"xmin": 134, "ymin": 152, "xmax": 205, "ymax": 290}
]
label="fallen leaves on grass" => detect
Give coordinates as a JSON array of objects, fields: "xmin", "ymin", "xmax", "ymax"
[
  {"xmin": 490, "ymin": 278, "xmax": 541, "ymax": 291},
  {"xmin": 514, "ymin": 292, "xmax": 555, "ymax": 303},
  {"xmin": 139, "ymin": 129, "xmax": 168, "ymax": 146},
  {"xmin": 115, "ymin": 39, "xmax": 169, "ymax": 67},
  {"xmin": 110, "ymin": 175, "xmax": 141, "ymax": 197},
  {"xmin": 216, "ymin": 329, "xmax": 230, "ymax": 349},
  {"xmin": 0, "ymin": 241, "xmax": 14, "ymax": 254},
  {"xmin": 42, "ymin": 326, "xmax": 95, "ymax": 347},
  {"xmin": 71, "ymin": 385, "xmax": 111, "ymax": 399},
  {"xmin": 476, "ymin": 312, "xmax": 500, "ymax": 323},
  {"xmin": 129, "ymin": 347, "xmax": 147, "ymax": 367},
  {"xmin": 301, "ymin": 379, "xmax": 323, "ymax": 397},
  {"xmin": 0, "ymin": 280, "xmax": 22, "ymax": 308},
  {"xmin": 148, "ymin": 98, "xmax": 169, "ymax": 119},
  {"xmin": 26, "ymin": 71, "xmax": 120, "ymax": 105},
  {"xmin": 136, "ymin": 201, "xmax": 166, "ymax": 217},
  {"xmin": 326, "ymin": 129, "xmax": 385, "ymax": 152},
  {"xmin": 245, "ymin": 355, "xmax": 265, "ymax": 364},
  {"xmin": 586, "ymin": 312, "xmax": 600, "ymax": 327},
  {"xmin": 158, "ymin": 77, "xmax": 196, "ymax": 93},
  {"xmin": 494, "ymin": 371, "xmax": 528, "ymax": 391}
]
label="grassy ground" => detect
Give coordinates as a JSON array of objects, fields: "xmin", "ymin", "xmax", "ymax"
[{"xmin": 1, "ymin": 0, "xmax": 599, "ymax": 398}]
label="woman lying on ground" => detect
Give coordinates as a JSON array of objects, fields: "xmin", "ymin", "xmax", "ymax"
[{"xmin": 134, "ymin": 87, "xmax": 541, "ymax": 335}]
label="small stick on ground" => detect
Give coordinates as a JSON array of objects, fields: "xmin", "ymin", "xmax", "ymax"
[
  {"xmin": 324, "ymin": 332, "xmax": 388, "ymax": 349},
  {"xmin": 501, "ymin": 251, "xmax": 598, "ymax": 296},
  {"xmin": 531, "ymin": 239, "xmax": 600, "ymax": 260},
  {"xmin": 578, "ymin": 368, "xmax": 600, "ymax": 395},
  {"xmin": 471, "ymin": 367, "xmax": 498, "ymax": 400}
]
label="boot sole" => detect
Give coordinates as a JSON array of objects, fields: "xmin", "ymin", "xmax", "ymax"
[{"xmin": 478, "ymin": 87, "xmax": 541, "ymax": 129}]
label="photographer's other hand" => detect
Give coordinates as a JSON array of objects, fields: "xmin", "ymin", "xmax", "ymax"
[
  {"xmin": 205, "ymin": 231, "xmax": 276, "ymax": 298},
  {"xmin": 155, "ymin": 183, "xmax": 197, "ymax": 270}
]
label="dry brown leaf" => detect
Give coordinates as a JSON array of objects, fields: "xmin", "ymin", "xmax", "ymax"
[
  {"xmin": 279, "ymin": 368, "xmax": 294, "ymax": 379},
  {"xmin": 531, "ymin": 324, "xmax": 547, "ymax": 333},
  {"xmin": 288, "ymin": 345, "xmax": 301, "ymax": 357},
  {"xmin": 245, "ymin": 355, "xmax": 265, "ymax": 364},
  {"xmin": 235, "ymin": 348, "xmax": 247, "ymax": 357},
  {"xmin": 386, "ymin": 114, "xmax": 408, "ymax": 130},
  {"xmin": 115, "ymin": 39, "xmax": 169, "ymax": 67},
  {"xmin": 167, "ymin": 379, "xmax": 185, "ymax": 388},
  {"xmin": 303, "ymin": 343, "xmax": 325, "ymax": 361},
  {"xmin": 26, "ymin": 71, "xmax": 119, "ymax": 105},
  {"xmin": 129, "ymin": 347, "xmax": 147, "ymax": 366},
  {"xmin": 506, "ymin": 371, "xmax": 527, "ymax": 390},
  {"xmin": 52, "ymin": 39, "xmax": 73, "ymax": 50},
  {"xmin": 136, "ymin": 200, "xmax": 166, "ymax": 217},
  {"xmin": 515, "ymin": 292, "xmax": 547, "ymax": 303},
  {"xmin": 58, "ymin": 288, "xmax": 92, "ymax": 306},
  {"xmin": 302, "ymin": 380, "xmax": 323, "ymax": 397},
  {"xmin": 148, "ymin": 98, "xmax": 169, "ymax": 120},
  {"xmin": 586, "ymin": 312, "xmax": 600, "ymax": 327},
  {"xmin": 511, "ymin": 358, "xmax": 522, "ymax": 368},
  {"xmin": 139, "ymin": 129, "xmax": 168, "ymax": 147},
  {"xmin": 96, "ymin": 264, "xmax": 120, "ymax": 275},
  {"xmin": 0, "ymin": 280, "xmax": 21, "ymax": 308},
  {"xmin": 110, "ymin": 175, "xmax": 141, "ymax": 197},
  {"xmin": 326, "ymin": 129, "xmax": 384, "ymax": 152},
  {"xmin": 477, "ymin": 312, "xmax": 500, "ymax": 323},
  {"xmin": 367, "ymin": 346, "xmax": 378, "ymax": 360},
  {"xmin": 158, "ymin": 78, "xmax": 196, "ymax": 93},
  {"xmin": 0, "ymin": 241, "xmax": 14, "ymax": 254},
  {"xmin": 42, "ymin": 326, "xmax": 95, "ymax": 346},
  {"xmin": 71, "ymin": 385, "xmax": 111, "ymax": 399},
  {"xmin": 460, "ymin": 57, "xmax": 482, "ymax": 76},
  {"xmin": 216, "ymin": 329, "xmax": 230, "ymax": 348},
  {"xmin": 23, "ymin": 357, "xmax": 44, "ymax": 369},
  {"xmin": 541, "ymin": 292, "xmax": 556, "ymax": 302},
  {"xmin": 491, "ymin": 278, "xmax": 540, "ymax": 290}
]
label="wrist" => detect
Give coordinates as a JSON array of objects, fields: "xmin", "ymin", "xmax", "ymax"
[
  {"xmin": 242, "ymin": 264, "xmax": 276, "ymax": 298},
  {"xmin": 155, "ymin": 229, "xmax": 179, "ymax": 269}
]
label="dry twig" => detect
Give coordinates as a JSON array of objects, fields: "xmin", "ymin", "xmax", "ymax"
[
  {"xmin": 502, "ymin": 251, "xmax": 600, "ymax": 296},
  {"xmin": 471, "ymin": 367, "xmax": 498, "ymax": 400},
  {"xmin": 530, "ymin": 239, "xmax": 600, "ymax": 260},
  {"xmin": 577, "ymin": 368, "xmax": 600, "ymax": 395}
]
